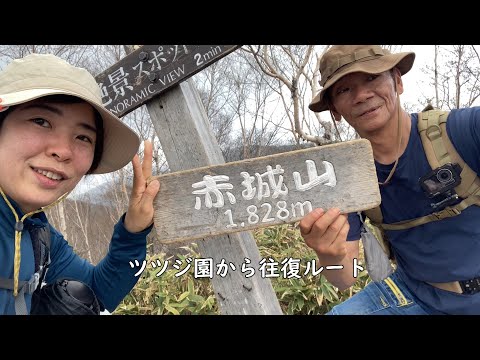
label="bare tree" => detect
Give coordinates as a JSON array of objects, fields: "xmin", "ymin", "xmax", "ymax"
[
  {"xmin": 244, "ymin": 45, "xmax": 344, "ymax": 145},
  {"xmin": 193, "ymin": 48, "xmax": 286, "ymax": 159},
  {"xmin": 193, "ymin": 59, "xmax": 237, "ymax": 152},
  {"xmin": 421, "ymin": 45, "xmax": 480, "ymax": 109}
]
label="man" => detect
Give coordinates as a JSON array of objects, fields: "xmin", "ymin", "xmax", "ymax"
[
  {"xmin": 300, "ymin": 45, "xmax": 480, "ymax": 315},
  {"xmin": 0, "ymin": 53, "xmax": 160, "ymax": 314}
]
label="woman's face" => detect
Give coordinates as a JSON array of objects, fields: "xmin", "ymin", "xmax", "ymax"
[{"xmin": 0, "ymin": 99, "xmax": 97, "ymax": 213}]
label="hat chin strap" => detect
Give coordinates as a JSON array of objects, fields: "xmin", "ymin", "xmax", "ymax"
[
  {"xmin": 378, "ymin": 93, "xmax": 403, "ymax": 186},
  {"xmin": 0, "ymin": 187, "xmax": 70, "ymax": 296}
]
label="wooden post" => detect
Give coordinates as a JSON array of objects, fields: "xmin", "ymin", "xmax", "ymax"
[
  {"xmin": 97, "ymin": 45, "xmax": 282, "ymax": 314},
  {"xmin": 146, "ymin": 80, "xmax": 282, "ymax": 314}
]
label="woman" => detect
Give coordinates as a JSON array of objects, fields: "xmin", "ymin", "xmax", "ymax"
[{"xmin": 0, "ymin": 53, "xmax": 160, "ymax": 314}]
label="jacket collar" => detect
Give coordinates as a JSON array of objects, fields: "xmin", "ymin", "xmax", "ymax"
[{"xmin": 0, "ymin": 194, "xmax": 48, "ymax": 229}]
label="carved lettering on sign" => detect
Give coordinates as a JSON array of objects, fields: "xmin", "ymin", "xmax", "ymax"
[
  {"xmin": 152, "ymin": 139, "xmax": 380, "ymax": 244},
  {"xmin": 95, "ymin": 45, "xmax": 241, "ymax": 117}
]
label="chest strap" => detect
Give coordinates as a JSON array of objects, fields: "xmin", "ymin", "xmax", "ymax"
[
  {"xmin": 380, "ymin": 195, "xmax": 478, "ymax": 231},
  {"xmin": 0, "ymin": 273, "xmax": 41, "ymax": 315}
]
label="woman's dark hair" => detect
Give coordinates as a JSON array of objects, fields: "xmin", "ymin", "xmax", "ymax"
[
  {"xmin": 0, "ymin": 95, "xmax": 104, "ymax": 174},
  {"xmin": 0, "ymin": 108, "xmax": 10, "ymax": 126}
]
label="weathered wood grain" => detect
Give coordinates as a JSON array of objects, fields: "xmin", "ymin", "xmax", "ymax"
[
  {"xmin": 147, "ymin": 80, "xmax": 283, "ymax": 314},
  {"xmin": 153, "ymin": 138, "xmax": 380, "ymax": 244}
]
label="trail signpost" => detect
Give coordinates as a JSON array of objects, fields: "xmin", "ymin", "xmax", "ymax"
[
  {"xmin": 95, "ymin": 45, "xmax": 380, "ymax": 315},
  {"xmin": 96, "ymin": 45, "xmax": 239, "ymax": 117},
  {"xmin": 96, "ymin": 45, "xmax": 285, "ymax": 314}
]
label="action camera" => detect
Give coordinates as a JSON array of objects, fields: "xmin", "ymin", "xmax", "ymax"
[{"xmin": 419, "ymin": 163, "xmax": 462, "ymax": 198}]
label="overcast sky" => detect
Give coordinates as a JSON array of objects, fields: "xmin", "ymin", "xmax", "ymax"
[
  {"xmin": 399, "ymin": 45, "xmax": 480, "ymax": 110},
  {"xmin": 400, "ymin": 45, "xmax": 435, "ymax": 110}
]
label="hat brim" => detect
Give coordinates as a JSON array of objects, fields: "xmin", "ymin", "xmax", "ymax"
[
  {"xmin": 309, "ymin": 52, "xmax": 415, "ymax": 113},
  {"xmin": 0, "ymin": 88, "xmax": 139, "ymax": 174}
]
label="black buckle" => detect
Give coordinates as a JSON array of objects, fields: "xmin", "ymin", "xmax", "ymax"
[{"xmin": 460, "ymin": 277, "xmax": 480, "ymax": 295}]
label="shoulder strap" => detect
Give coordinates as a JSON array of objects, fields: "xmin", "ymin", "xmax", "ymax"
[
  {"xmin": 29, "ymin": 225, "xmax": 51, "ymax": 286},
  {"xmin": 364, "ymin": 206, "xmax": 382, "ymax": 225},
  {"xmin": 418, "ymin": 110, "xmax": 480, "ymax": 199},
  {"xmin": 365, "ymin": 109, "xmax": 480, "ymax": 232},
  {"xmin": 31, "ymin": 227, "xmax": 51, "ymax": 267},
  {"xmin": 0, "ymin": 225, "xmax": 51, "ymax": 314},
  {"xmin": 418, "ymin": 110, "xmax": 450, "ymax": 167}
]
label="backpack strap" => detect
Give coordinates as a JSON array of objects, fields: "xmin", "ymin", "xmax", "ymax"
[
  {"xmin": 29, "ymin": 226, "xmax": 51, "ymax": 288},
  {"xmin": 0, "ymin": 274, "xmax": 41, "ymax": 315},
  {"xmin": 0, "ymin": 225, "xmax": 51, "ymax": 315},
  {"xmin": 420, "ymin": 111, "xmax": 480, "ymax": 200},
  {"xmin": 365, "ymin": 110, "xmax": 480, "ymax": 232}
]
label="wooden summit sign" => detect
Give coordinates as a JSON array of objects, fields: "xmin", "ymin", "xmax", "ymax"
[
  {"xmin": 95, "ymin": 45, "xmax": 240, "ymax": 117},
  {"xmin": 152, "ymin": 139, "xmax": 380, "ymax": 244},
  {"xmin": 97, "ymin": 45, "xmax": 286, "ymax": 314}
]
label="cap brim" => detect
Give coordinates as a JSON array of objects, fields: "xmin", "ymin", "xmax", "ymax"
[
  {"xmin": 309, "ymin": 52, "xmax": 415, "ymax": 113},
  {"xmin": 0, "ymin": 88, "xmax": 139, "ymax": 174}
]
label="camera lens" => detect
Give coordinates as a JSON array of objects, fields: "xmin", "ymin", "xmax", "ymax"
[{"xmin": 437, "ymin": 169, "xmax": 453, "ymax": 183}]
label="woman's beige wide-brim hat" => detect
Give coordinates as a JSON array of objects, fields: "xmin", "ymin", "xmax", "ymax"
[
  {"xmin": 0, "ymin": 53, "xmax": 140, "ymax": 174},
  {"xmin": 309, "ymin": 45, "xmax": 415, "ymax": 113}
]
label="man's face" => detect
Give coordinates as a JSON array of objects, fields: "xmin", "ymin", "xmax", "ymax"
[
  {"xmin": 329, "ymin": 70, "xmax": 403, "ymax": 135},
  {"xmin": 0, "ymin": 99, "xmax": 97, "ymax": 213}
]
